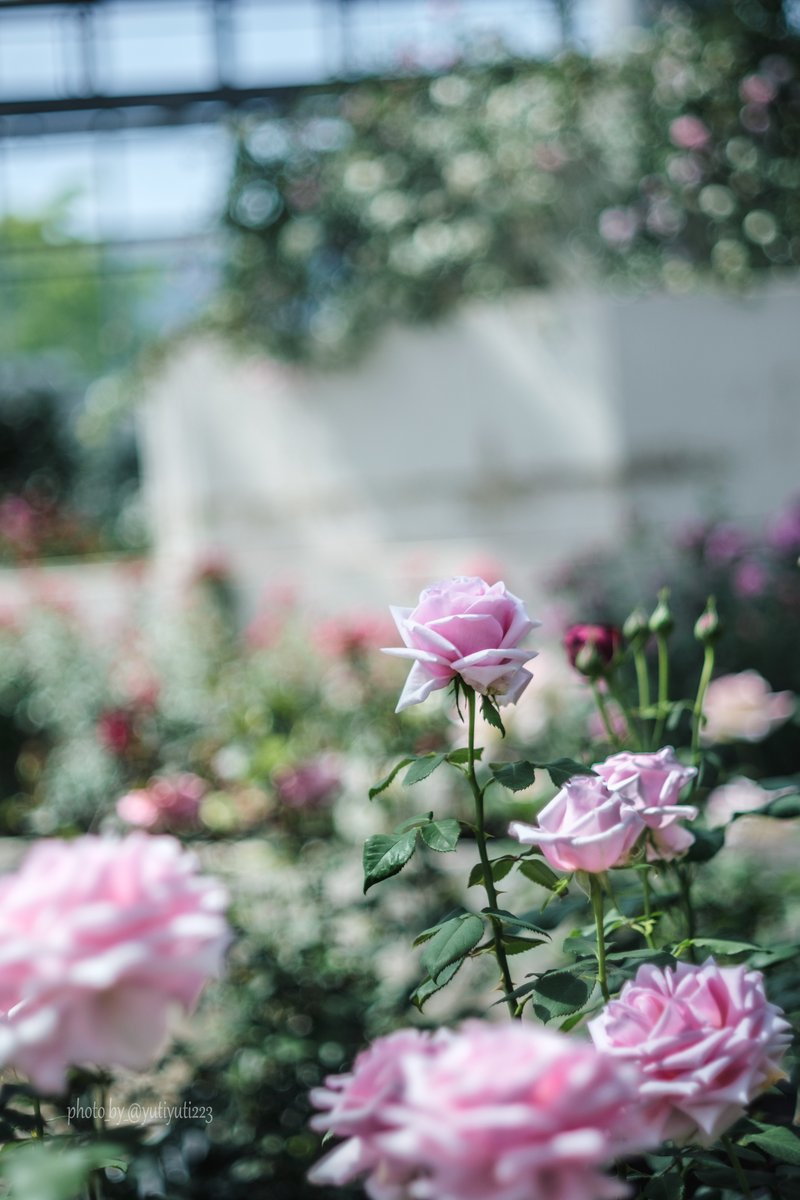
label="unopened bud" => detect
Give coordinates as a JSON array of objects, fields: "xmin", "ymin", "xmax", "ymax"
[
  {"xmin": 694, "ymin": 597, "xmax": 722, "ymax": 645},
  {"xmin": 564, "ymin": 623, "xmax": 621, "ymax": 679},
  {"xmin": 622, "ymin": 607, "xmax": 649, "ymax": 647},
  {"xmin": 649, "ymin": 589, "xmax": 674, "ymax": 637}
]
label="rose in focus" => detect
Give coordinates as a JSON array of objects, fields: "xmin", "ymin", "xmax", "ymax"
[
  {"xmin": 589, "ymin": 959, "xmax": 791, "ymax": 1146},
  {"xmin": 0, "ymin": 833, "xmax": 230, "ymax": 1093},
  {"xmin": 510, "ymin": 774, "xmax": 645, "ymax": 874},
  {"xmin": 310, "ymin": 1020, "xmax": 656, "ymax": 1200},
  {"xmin": 383, "ymin": 577, "xmax": 539, "ymax": 712},
  {"xmin": 592, "ymin": 748, "xmax": 698, "ymax": 862}
]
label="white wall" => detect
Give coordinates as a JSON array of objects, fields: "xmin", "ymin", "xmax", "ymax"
[{"xmin": 139, "ymin": 283, "xmax": 800, "ymax": 618}]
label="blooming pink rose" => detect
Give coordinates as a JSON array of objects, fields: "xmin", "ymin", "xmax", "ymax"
[
  {"xmin": 589, "ymin": 960, "xmax": 792, "ymax": 1146},
  {"xmin": 592, "ymin": 748, "xmax": 698, "ymax": 862},
  {"xmin": 310, "ymin": 1020, "xmax": 656, "ymax": 1200},
  {"xmin": 702, "ymin": 671, "xmax": 794, "ymax": 744},
  {"xmin": 0, "ymin": 834, "xmax": 230, "ymax": 1093},
  {"xmin": 383, "ymin": 577, "xmax": 539, "ymax": 712},
  {"xmin": 509, "ymin": 775, "xmax": 645, "ymax": 874}
]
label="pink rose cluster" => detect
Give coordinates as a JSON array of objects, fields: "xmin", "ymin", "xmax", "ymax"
[
  {"xmin": 116, "ymin": 772, "xmax": 208, "ymax": 832},
  {"xmin": 0, "ymin": 833, "xmax": 230, "ymax": 1093},
  {"xmin": 510, "ymin": 748, "xmax": 698, "ymax": 872},
  {"xmin": 384, "ymin": 577, "xmax": 539, "ymax": 712},
  {"xmin": 589, "ymin": 959, "xmax": 792, "ymax": 1146},
  {"xmin": 273, "ymin": 756, "xmax": 341, "ymax": 810},
  {"xmin": 310, "ymin": 1021, "xmax": 656, "ymax": 1200}
]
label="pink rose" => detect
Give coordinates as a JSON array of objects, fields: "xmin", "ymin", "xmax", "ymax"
[
  {"xmin": 589, "ymin": 960, "xmax": 792, "ymax": 1146},
  {"xmin": 0, "ymin": 834, "xmax": 230, "ymax": 1094},
  {"xmin": 702, "ymin": 671, "xmax": 794, "ymax": 744},
  {"xmin": 116, "ymin": 773, "xmax": 207, "ymax": 831},
  {"xmin": 704, "ymin": 776, "xmax": 784, "ymax": 829},
  {"xmin": 592, "ymin": 748, "xmax": 698, "ymax": 862},
  {"xmin": 273, "ymin": 756, "xmax": 341, "ymax": 810},
  {"xmin": 310, "ymin": 1020, "xmax": 656, "ymax": 1200},
  {"xmin": 383, "ymin": 577, "xmax": 539, "ymax": 712},
  {"xmin": 509, "ymin": 775, "xmax": 645, "ymax": 874}
]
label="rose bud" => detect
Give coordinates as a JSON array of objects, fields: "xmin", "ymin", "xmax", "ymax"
[{"xmin": 564, "ymin": 623, "xmax": 621, "ymax": 679}]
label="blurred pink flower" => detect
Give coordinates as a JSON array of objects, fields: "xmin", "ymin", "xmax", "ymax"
[
  {"xmin": 510, "ymin": 774, "xmax": 645, "ymax": 874},
  {"xmin": 0, "ymin": 834, "xmax": 229, "ymax": 1094},
  {"xmin": 702, "ymin": 671, "xmax": 794, "ymax": 743},
  {"xmin": 116, "ymin": 773, "xmax": 207, "ymax": 831},
  {"xmin": 739, "ymin": 74, "xmax": 777, "ymax": 105},
  {"xmin": 384, "ymin": 577, "xmax": 539, "ymax": 712},
  {"xmin": 315, "ymin": 612, "xmax": 395, "ymax": 660},
  {"xmin": 704, "ymin": 776, "xmax": 777, "ymax": 828},
  {"xmin": 598, "ymin": 206, "xmax": 639, "ymax": 247},
  {"xmin": 311, "ymin": 1020, "xmax": 656, "ymax": 1200},
  {"xmin": 273, "ymin": 757, "xmax": 341, "ymax": 810},
  {"xmin": 592, "ymin": 748, "xmax": 698, "ymax": 862},
  {"xmin": 589, "ymin": 960, "xmax": 791, "ymax": 1146},
  {"xmin": 97, "ymin": 708, "xmax": 136, "ymax": 756},
  {"xmin": 734, "ymin": 559, "xmax": 767, "ymax": 598},
  {"xmin": 669, "ymin": 115, "xmax": 711, "ymax": 151},
  {"xmin": 587, "ymin": 700, "xmax": 629, "ymax": 743}
]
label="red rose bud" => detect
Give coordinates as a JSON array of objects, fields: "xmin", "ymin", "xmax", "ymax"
[{"xmin": 564, "ymin": 624, "xmax": 621, "ymax": 678}]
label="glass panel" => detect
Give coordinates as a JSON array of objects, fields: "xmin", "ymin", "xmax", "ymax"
[{"xmin": 95, "ymin": 0, "xmax": 217, "ymax": 94}]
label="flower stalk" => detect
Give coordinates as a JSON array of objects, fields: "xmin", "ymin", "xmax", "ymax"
[
  {"xmin": 589, "ymin": 874, "xmax": 610, "ymax": 1002},
  {"xmin": 466, "ymin": 688, "xmax": 518, "ymax": 1020}
]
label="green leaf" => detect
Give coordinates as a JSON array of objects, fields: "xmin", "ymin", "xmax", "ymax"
[
  {"xmin": 363, "ymin": 830, "xmax": 418, "ymax": 893},
  {"xmin": 420, "ymin": 818, "xmax": 461, "ymax": 852},
  {"xmin": 404, "ymin": 754, "xmax": 447, "ymax": 786},
  {"xmin": 676, "ymin": 937, "xmax": 758, "ymax": 958},
  {"xmin": 642, "ymin": 1175, "xmax": 684, "ymax": 1200},
  {"xmin": 518, "ymin": 859, "xmax": 561, "ymax": 890},
  {"xmin": 529, "ymin": 970, "xmax": 592, "ymax": 1023},
  {"xmin": 481, "ymin": 695, "xmax": 505, "ymax": 736},
  {"xmin": 502, "ymin": 935, "xmax": 547, "ymax": 955},
  {"xmin": 410, "ymin": 959, "xmax": 462, "ymax": 1010},
  {"xmin": 420, "ymin": 913, "xmax": 485, "ymax": 980},
  {"xmin": 763, "ymin": 794, "xmax": 800, "ymax": 819},
  {"xmin": 369, "ymin": 757, "xmax": 415, "ymax": 800},
  {"xmin": 683, "ymin": 826, "xmax": 725, "ymax": 863},
  {"xmin": 740, "ymin": 1126, "xmax": 800, "ymax": 1166},
  {"xmin": 538, "ymin": 758, "xmax": 597, "ymax": 789},
  {"xmin": 468, "ymin": 857, "xmax": 516, "ymax": 888},
  {"xmin": 396, "ymin": 811, "xmax": 434, "ymax": 832},
  {"xmin": 482, "ymin": 908, "xmax": 548, "ymax": 935},
  {"xmin": 446, "ymin": 747, "xmax": 483, "ymax": 765},
  {"xmin": 489, "ymin": 760, "xmax": 537, "ymax": 792}
]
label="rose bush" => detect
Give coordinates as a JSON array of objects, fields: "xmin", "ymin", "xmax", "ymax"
[
  {"xmin": 0, "ymin": 833, "xmax": 230, "ymax": 1093},
  {"xmin": 311, "ymin": 1020, "xmax": 657, "ymax": 1200},
  {"xmin": 383, "ymin": 577, "xmax": 539, "ymax": 711},
  {"xmin": 588, "ymin": 959, "xmax": 792, "ymax": 1146}
]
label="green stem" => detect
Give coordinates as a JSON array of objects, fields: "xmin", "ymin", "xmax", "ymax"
[
  {"xmin": 641, "ymin": 868, "xmax": 656, "ymax": 949},
  {"xmin": 676, "ymin": 863, "xmax": 697, "ymax": 961},
  {"xmin": 590, "ymin": 682, "xmax": 622, "ymax": 748},
  {"xmin": 33, "ymin": 1096, "xmax": 44, "ymax": 1138},
  {"xmin": 723, "ymin": 1136, "xmax": 754, "ymax": 1200},
  {"xmin": 633, "ymin": 647, "xmax": 651, "ymax": 749},
  {"xmin": 589, "ymin": 875, "xmax": 610, "ymax": 1002},
  {"xmin": 466, "ymin": 689, "xmax": 518, "ymax": 1019},
  {"xmin": 690, "ymin": 644, "xmax": 715, "ymax": 785},
  {"xmin": 606, "ymin": 678, "xmax": 640, "ymax": 747},
  {"xmin": 653, "ymin": 633, "xmax": 670, "ymax": 747}
]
